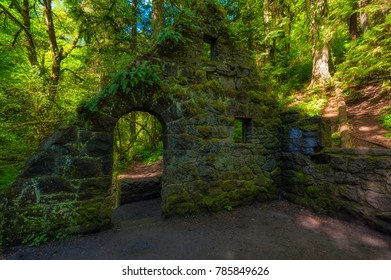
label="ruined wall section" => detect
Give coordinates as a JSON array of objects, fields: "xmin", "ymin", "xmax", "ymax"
[
  {"xmin": 280, "ymin": 111, "xmax": 391, "ymax": 234},
  {"xmin": 0, "ymin": 4, "xmax": 283, "ymax": 247}
]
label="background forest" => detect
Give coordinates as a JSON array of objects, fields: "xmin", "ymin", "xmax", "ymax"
[{"xmin": 0, "ymin": 0, "xmax": 390, "ymax": 191}]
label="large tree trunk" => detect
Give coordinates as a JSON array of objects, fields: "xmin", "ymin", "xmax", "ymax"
[
  {"xmin": 43, "ymin": 0, "xmax": 61, "ymax": 98},
  {"xmin": 0, "ymin": 1, "xmax": 40, "ymax": 71},
  {"xmin": 152, "ymin": 0, "xmax": 164, "ymax": 38},
  {"xmin": 349, "ymin": 1, "xmax": 359, "ymax": 40},
  {"xmin": 309, "ymin": 0, "xmax": 332, "ymax": 87},
  {"xmin": 360, "ymin": 0, "xmax": 370, "ymax": 34},
  {"xmin": 310, "ymin": 45, "xmax": 332, "ymax": 87}
]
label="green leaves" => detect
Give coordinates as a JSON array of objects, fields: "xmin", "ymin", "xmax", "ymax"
[{"xmin": 83, "ymin": 58, "xmax": 162, "ymax": 112}]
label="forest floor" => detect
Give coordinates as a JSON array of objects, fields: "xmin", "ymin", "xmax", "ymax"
[
  {"xmin": 2, "ymin": 198, "xmax": 391, "ymax": 260},
  {"xmin": 322, "ymin": 84, "xmax": 391, "ymax": 149},
  {"xmin": 2, "ymin": 161, "xmax": 391, "ymax": 260}
]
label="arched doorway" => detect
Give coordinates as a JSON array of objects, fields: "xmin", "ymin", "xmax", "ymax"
[{"xmin": 111, "ymin": 110, "xmax": 165, "ymax": 219}]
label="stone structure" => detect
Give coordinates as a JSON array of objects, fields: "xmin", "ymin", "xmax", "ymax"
[
  {"xmin": 0, "ymin": 3, "xmax": 390, "ymax": 248},
  {"xmin": 120, "ymin": 177, "xmax": 162, "ymax": 204},
  {"xmin": 0, "ymin": 4, "xmax": 281, "ymax": 246},
  {"xmin": 280, "ymin": 111, "xmax": 391, "ymax": 234}
]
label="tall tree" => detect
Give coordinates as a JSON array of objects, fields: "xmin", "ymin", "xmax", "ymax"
[
  {"xmin": 152, "ymin": 0, "xmax": 165, "ymax": 38},
  {"xmin": 360, "ymin": 0, "xmax": 370, "ymax": 33},
  {"xmin": 131, "ymin": 0, "xmax": 138, "ymax": 50},
  {"xmin": 349, "ymin": 0, "xmax": 359, "ymax": 40},
  {"xmin": 0, "ymin": 0, "xmax": 80, "ymax": 99},
  {"xmin": 309, "ymin": 0, "xmax": 332, "ymax": 87}
]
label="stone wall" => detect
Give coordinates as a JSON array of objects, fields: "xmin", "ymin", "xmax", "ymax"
[
  {"xmin": 280, "ymin": 112, "xmax": 391, "ymax": 234},
  {"xmin": 0, "ymin": 3, "xmax": 282, "ymax": 247},
  {"xmin": 120, "ymin": 177, "xmax": 162, "ymax": 204}
]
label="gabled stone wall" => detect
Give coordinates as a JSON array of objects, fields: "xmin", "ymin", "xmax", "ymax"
[{"xmin": 0, "ymin": 3, "xmax": 282, "ymax": 247}]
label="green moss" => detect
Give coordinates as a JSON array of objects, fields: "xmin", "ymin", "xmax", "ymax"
[
  {"xmin": 291, "ymin": 171, "xmax": 313, "ymax": 185},
  {"xmin": 194, "ymin": 70, "xmax": 207, "ymax": 80}
]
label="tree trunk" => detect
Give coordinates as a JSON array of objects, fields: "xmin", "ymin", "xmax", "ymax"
[
  {"xmin": 349, "ymin": 1, "xmax": 359, "ymax": 40},
  {"xmin": 360, "ymin": 0, "xmax": 369, "ymax": 34},
  {"xmin": 43, "ymin": 0, "xmax": 62, "ymax": 98},
  {"xmin": 0, "ymin": 2, "xmax": 40, "ymax": 71},
  {"xmin": 263, "ymin": 0, "xmax": 271, "ymax": 60},
  {"xmin": 310, "ymin": 45, "xmax": 331, "ymax": 87},
  {"xmin": 152, "ymin": 0, "xmax": 164, "ymax": 38},
  {"xmin": 309, "ymin": 0, "xmax": 332, "ymax": 88},
  {"xmin": 131, "ymin": 0, "xmax": 138, "ymax": 50}
]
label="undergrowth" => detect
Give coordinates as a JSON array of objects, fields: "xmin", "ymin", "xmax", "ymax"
[
  {"xmin": 278, "ymin": 87, "xmax": 330, "ymax": 117},
  {"xmin": 380, "ymin": 106, "xmax": 391, "ymax": 138}
]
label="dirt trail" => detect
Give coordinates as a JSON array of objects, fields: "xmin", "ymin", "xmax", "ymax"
[
  {"xmin": 2, "ymin": 199, "xmax": 391, "ymax": 260},
  {"xmin": 323, "ymin": 85, "xmax": 391, "ymax": 149}
]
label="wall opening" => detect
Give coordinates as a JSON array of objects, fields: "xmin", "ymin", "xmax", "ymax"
[
  {"xmin": 234, "ymin": 118, "xmax": 252, "ymax": 143},
  {"xmin": 112, "ymin": 111, "xmax": 165, "ymax": 213},
  {"xmin": 203, "ymin": 35, "xmax": 218, "ymax": 61}
]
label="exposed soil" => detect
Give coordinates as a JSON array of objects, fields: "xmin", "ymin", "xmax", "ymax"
[
  {"xmin": 118, "ymin": 160, "xmax": 163, "ymax": 180},
  {"xmin": 346, "ymin": 85, "xmax": 391, "ymax": 148},
  {"xmin": 323, "ymin": 85, "xmax": 391, "ymax": 149},
  {"xmin": 2, "ymin": 198, "xmax": 391, "ymax": 260}
]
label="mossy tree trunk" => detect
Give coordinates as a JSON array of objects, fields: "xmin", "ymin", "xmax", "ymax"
[
  {"xmin": 309, "ymin": 0, "xmax": 332, "ymax": 88},
  {"xmin": 152, "ymin": 0, "xmax": 165, "ymax": 38}
]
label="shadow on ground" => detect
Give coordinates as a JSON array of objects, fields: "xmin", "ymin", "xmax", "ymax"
[{"xmin": 2, "ymin": 199, "xmax": 391, "ymax": 260}]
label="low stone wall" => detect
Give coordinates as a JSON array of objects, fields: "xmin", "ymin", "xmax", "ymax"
[
  {"xmin": 280, "ymin": 112, "xmax": 391, "ymax": 233},
  {"xmin": 120, "ymin": 177, "xmax": 162, "ymax": 204}
]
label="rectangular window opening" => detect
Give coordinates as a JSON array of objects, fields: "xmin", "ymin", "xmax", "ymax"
[
  {"xmin": 234, "ymin": 118, "xmax": 252, "ymax": 143},
  {"xmin": 203, "ymin": 35, "xmax": 217, "ymax": 61}
]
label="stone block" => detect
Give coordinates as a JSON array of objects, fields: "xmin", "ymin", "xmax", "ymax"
[
  {"xmin": 39, "ymin": 177, "xmax": 75, "ymax": 194},
  {"xmin": 86, "ymin": 132, "xmax": 113, "ymax": 157},
  {"xmin": 348, "ymin": 158, "xmax": 371, "ymax": 173},
  {"xmin": 330, "ymin": 156, "xmax": 348, "ymax": 171},
  {"xmin": 21, "ymin": 152, "xmax": 57, "ymax": 177},
  {"xmin": 334, "ymin": 172, "xmax": 360, "ymax": 185},
  {"xmin": 219, "ymin": 76, "xmax": 236, "ymax": 91},
  {"xmin": 120, "ymin": 177, "xmax": 161, "ymax": 204},
  {"xmin": 235, "ymin": 66, "xmax": 250, "ymax": 78},
  {"xmin": 86, "ymin": 111, "xmax": 118, "ymax": 133},
  {"xmin": 67, "ymin": 157, "xmax": 101, "ymax": 179},
  {"xmin": 78, "ymin": 177, "xmax": 112, "ymax": 200},
  {"xmin": 365, "ymin": 190, "xmax": 391, "ymax": 211}
]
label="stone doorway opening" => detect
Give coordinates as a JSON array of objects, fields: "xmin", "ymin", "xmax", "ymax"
[{"xmin": 112, "ymin": 111, "xmax": 165, "ymax": 217}]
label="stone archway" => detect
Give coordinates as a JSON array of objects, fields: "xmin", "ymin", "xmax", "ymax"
[
  {"xmin": 113, "ymin": 110, "xmax": 165, "ymax": 207},
  {"xmin": 1, "ymin": 86, "xmax": 177, "ymax": 245}
]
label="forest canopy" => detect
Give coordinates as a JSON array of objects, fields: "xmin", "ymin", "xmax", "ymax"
[{"xmin": 0, "ymin": 0, "xmax": 390, "ymax": 191}]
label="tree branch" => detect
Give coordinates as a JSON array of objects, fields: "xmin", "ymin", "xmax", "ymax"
[
  {"xmin": 61, "ymin": 67, "xmax": 84, "ymax": 81},
  {"xmin": 62, "ymin": 33, "xmax": 80, "ymax": 59},
  {"xmin": 12, "ymin": 28, "xmax": 22, "ymax": 46}
]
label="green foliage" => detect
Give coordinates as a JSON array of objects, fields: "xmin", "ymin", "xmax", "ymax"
[
  {"xmin": 280, "ymin": 89, "xmax": 329, "ymax": 117},
  {"xmin": 331, "ymin": 131, "xmax": 342, "ymax": 146},
  {"xmin": 233, "ymin": 119, "xmax": 243, "ymax": 143},
  {"xmin": 157, "ymin": 27, "xmax": 193, "ymax": 46},
  {"xmin": 113, "ymin": 111, "xmax": 163, "ymax": 173},
  {"xmin": 84, "ymin": 59, "xmax": 162, "ymax": 112},
  {"xmin": 379, "ymin": 106, "xmax": 391, "ymax": 138},
  {"xmin": 336, "ymin": 14, "xmax": 391, "ymax": 86},
  {"xmin": 0, "ymin": 165, "xmax": 22, "ymax": 192},
  {"xmin": 24, "ymin": 233, "xmax": 49, "ymax": 247}
]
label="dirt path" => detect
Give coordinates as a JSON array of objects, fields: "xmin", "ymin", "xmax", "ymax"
[
  {"xmin": 347, "ymin": 86, "xmax": 391, "ymax": 148},
  {"xmin": 322, "ymin": 85, "xmax": 391, "ymax": 149},
  {"xmin": 2, "ymin": 199, "xmax": 391, "ymax": 260}
]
